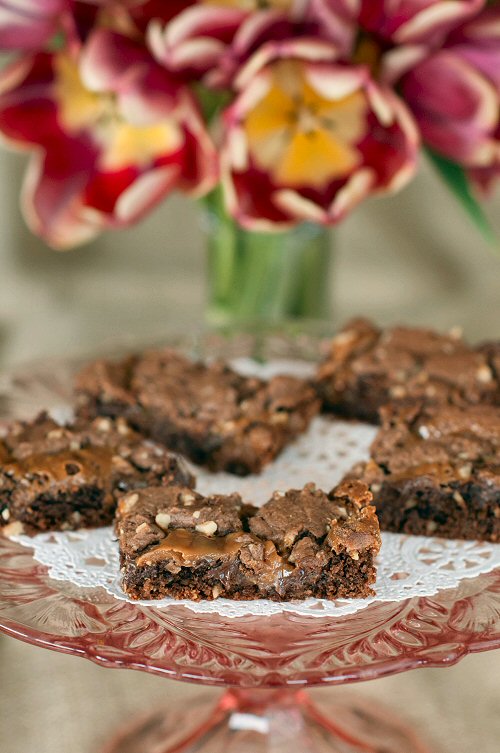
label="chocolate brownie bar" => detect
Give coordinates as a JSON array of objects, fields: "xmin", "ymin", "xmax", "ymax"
[
  {"xmin": 350, "ymin": 402, "xmax": 500, "ymax": 541},
  {"xmin": 116, "ymin": 481, "xmax": 380, "ymax": 601},
  {"xmin": 316, "ymin": 319, "xmax": 498, "ymax": 422},
  {"xmin": 0, "ymin": 413, "xmax": 194, "ymax": 535},
  {"xmin": 76, "ymin": 349, "xmax": 320, "ymax": 475}
]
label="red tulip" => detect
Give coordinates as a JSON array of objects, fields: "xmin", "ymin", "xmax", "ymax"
[
  {"xmin": 401, "ymin": 6, "xmax": 499, "ymax": 185},
  {"xmin": 220, "ymin": 40, "xmax": 419, "ymax": 230},
  {"xmin": 358, "ymin": 0, "xmax": 485, "ymax": 45},
  {"xmin": 0, "ymin": 0, "xmax": 69, "ymax": 50},
  {"xmin": 0, "ymin": 29, "xmax": 217, "ymax": 247}
]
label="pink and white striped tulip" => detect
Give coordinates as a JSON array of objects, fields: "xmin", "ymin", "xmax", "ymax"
[
  {"xmin": 148, "ymin": 0, "xmax": 356, "ymax": 88},
  {"xmin": 0, "ymin": 0, "xmax": 69, "ymax": 50},
  {"xmin": 0, "ymin": 29, "xmax": 218, "ymax": 248},
  {"xmin": 358, "ymin": 0, "xmax": 486, "ymax": 45},
  {"xmin": 148, "ymin": 4, "xmax": 247, "ymax": 82},
  {"xmin": 220, "ymin": 40, "xmax": 419, "ymax": 230},
  {"xmin": 401, "ymin": 6, "xmax": 500, "ymax": 185}
]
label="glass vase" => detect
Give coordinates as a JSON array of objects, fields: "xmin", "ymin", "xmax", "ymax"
[{"xmin": 203, "ymin": 190, "xmax": 333, "ymax": 328}]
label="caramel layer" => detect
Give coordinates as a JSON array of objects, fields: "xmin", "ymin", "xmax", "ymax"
[
  {"xmin": 4, "ymin": 448, "xmax": 115, "ymax": 483},
  {"xmin": 387, "ymin": 462, "xmax": 472, "ymax": 485},
  {"xmin": 135, "ymin": 529, "xmax": 295, "ymax": 591},
  {"xmin": 136, "ymin": 529, "xmax": 250, "ymax": 567}
]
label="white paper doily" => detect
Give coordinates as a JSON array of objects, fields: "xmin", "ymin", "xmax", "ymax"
[{"xmin": 8, "ymin": 357, "xmax": 500, "ymax": 618}]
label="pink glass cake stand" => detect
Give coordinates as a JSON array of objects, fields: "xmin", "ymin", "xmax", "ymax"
[{"xmin": 0, "ymin": 331, "xmax": 499, "ymax": 753}]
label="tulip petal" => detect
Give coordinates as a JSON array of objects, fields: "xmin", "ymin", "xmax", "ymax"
[
  {"xmin": 274, "ymin": 188, "xmax": 327, "ymax": 222},
  {"xmin": 403, "ymin": 50, "xmax": 499, "ymax": 166},
  {"xmin": 114, "ymin": 164, "xmax": 181, "ymax": 223},
  {"xmin": 394, "ymin": 1, "xmax": 485, "ymax": 44},
  {"xmin": 448, "ymin": 7, "xmax": 500, "ymax": 91},
  {"xmin": 147, "ymin": 5, "xmax": 246, "ymax": 80},
  {"xmin": 359, "ymin": 0, "xmax": 485, "ymax": 45},
  {"xmin": 22, "ymin": 138, "xmax": 100, "ymax": 249},
  {"xmin": 0, "ymin": 0, "xmax": 66, "ymax": 51},
  {"xmin": 0, "ymin": 34, "xmax": 218, "ymax": 247},
  {"xmin": 221, "ymin": 40, "xmax": 418, "ymax": 229}
]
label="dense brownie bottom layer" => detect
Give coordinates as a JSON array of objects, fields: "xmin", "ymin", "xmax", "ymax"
[
  {"xmin": 121, "ymin": 550, "xmax": 377, "ymax": 601},
  {"xmin": 3, "ymin": 487, "xmax": 114, "ymax": 535},
  {"xmin": 374, "ymin": 481, "xmax": 500, "ymax": 542}
]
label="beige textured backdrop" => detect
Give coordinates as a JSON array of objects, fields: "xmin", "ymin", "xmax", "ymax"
[
  {"xmin": 0, "ymin": 150, "xmax": 499, "ymax": 367},
  {"xmin": 0, "ymin": 149, "xmax": 499, "ymax": 753}
]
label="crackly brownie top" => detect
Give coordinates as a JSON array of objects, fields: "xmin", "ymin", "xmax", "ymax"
[
  {"xmin": 117, "ymin": 481, "xmax": 380, "ymax": 572},
  {"xmin": 317, "ymin": 318, "xmax": 497, "ymax": 410},
  {"xmin": 77, "ymin": 348, "xmax": 318, "ymax": 434},
  {"xmin": 1, "ymin": 412, "xmax": 194, "ymax": 492},
  {"xmin": 368, "ymin": 402, "xmax": 500, "ymax": 484},
  {"xmin": 249, "ymin": 481, "xmax": 380, "ymax": 562},
  {"xmin": 76, "ymin": 355, "xmax": 138, "ymax": 409}
]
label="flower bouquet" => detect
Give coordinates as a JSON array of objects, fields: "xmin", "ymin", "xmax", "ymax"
[{"xmin": 0, "ymin": 1, "xmax": 498, "ymax": 323}]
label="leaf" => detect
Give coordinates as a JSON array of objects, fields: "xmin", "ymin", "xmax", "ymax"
[
  {"xmin": 427, "ymin": 149, "xmax": 497, "ymax": 247},
  {"xmin": 193, "ymin": 84, "xmax": 232, "ymax": 125},
  {"xmin": 0, "ymin": 52, "xmax": 15, "ymax": 70}
]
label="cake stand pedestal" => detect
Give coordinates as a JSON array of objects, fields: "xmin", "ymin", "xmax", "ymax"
[
  {"xmin": 99, "ymin": 688, "xmax": 431, "ymax": 753},
  {"xmin": 1, "ymin": 332, "xmax": 499, "ymax": 752},
  {"xmin": 1, "ymin": 535, "xmax": 499, "ymax": 753}
]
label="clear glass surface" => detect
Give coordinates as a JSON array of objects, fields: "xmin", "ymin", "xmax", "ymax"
[
  {"xmin": 0, "ymin": 331, "xmax": 498, "ymax": 752},
  {"xmin": 203, "ymin": 189, "xmax": 333, "ymax": 326}
]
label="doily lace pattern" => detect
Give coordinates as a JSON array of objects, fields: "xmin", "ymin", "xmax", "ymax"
[
  {"xmin": 9, "ymin": 355, "xmax": 500, "ymax": 619},
  {"xmin": 12, "ymin": 525, "xmax": 500, "ymax": 618}
]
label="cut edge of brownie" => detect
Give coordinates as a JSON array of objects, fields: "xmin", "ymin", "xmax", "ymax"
[
  {"xmin": 1, "ymin": 486, "xmax": 113, "ymax": 536},
  {"xmin": 362, "ymin": 467, "xmax": 499, "ymax": 541},
  {"xmin": 349, "ymin": 402, "xmax": 500, "ymax": 542},
  {"xmin": 316, "ymin": 318, "xmax": 383, "ymax": 421}
]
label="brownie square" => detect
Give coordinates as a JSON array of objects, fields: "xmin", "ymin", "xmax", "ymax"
[
  {"xmin": 116, "ymin": 481, "xmax": 380, "ymax": 601},
  {"xmin": 0, "ymin": 413, "xmax": 194, "ymax": 535},
  {"xmin": 76, "ymin": 349, "xmax": 320, "ymax": 475},
  {"xmin": 351, "ymin": 402, "xmax": 500, "ymax": 541},
  {"xmin": 316, "ymin": 318, "xmax": 498, "ymax": 422}
]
